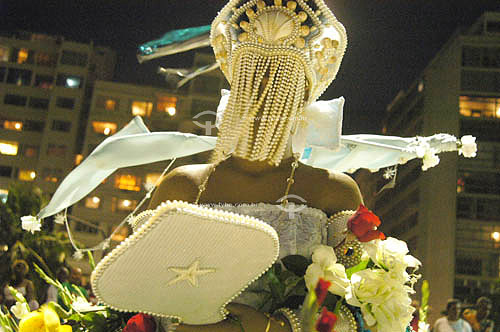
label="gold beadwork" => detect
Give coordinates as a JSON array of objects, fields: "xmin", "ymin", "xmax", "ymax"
[
  {"xmin": 334, "ymin": 239, "xmax": 363, "ymax": 268},
  {"xmin": 246, "ymin": 8, "xmax": 256, "ymax": 19},
  {"xmin": 298, "ymin": 11, "xmax": 308, "ymax": 22},
  {"xmin": 286, "ymin": 1, "xmax": 297, "ymax": 10},
  {"xmin": 238, "ymin": 32, "xmax": 249, "ymax": 42},
  {"xmin": 240, "ymin": 21, "xmax": 250, "ymax": 31},
  {"xmin": 295, "ymin": 37, "xmax": 305, "ymax": 48},
  {"xmin": 300, "ymin": 25, "xmax": 310, "ymax": 36},
  {"xmin": 327, "ymin": 56, "xmax": 336, "ymax": 64}
]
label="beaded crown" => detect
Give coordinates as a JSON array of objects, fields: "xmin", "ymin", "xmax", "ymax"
[{"xmin": 210, "ymin": 0, "xmax": 347, "ymax": 102}]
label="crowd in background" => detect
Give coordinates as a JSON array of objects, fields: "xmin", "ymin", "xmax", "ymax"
[
  {"xmin": 1, "ymin": 259, "xmax": 96, "ymax": 311},
  {"xmin": 431, "ymin": 297, "xmax": 495, "ymax": 332}
]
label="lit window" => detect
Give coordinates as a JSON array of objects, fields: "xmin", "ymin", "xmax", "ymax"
[
  {"xmin": 492, "ymin": 232, "xmax": 500, "ymax": 242},
  {"xmin": 145, "ymin": 173, "xmax": 162, "ymax": 187},
  {"xmin": 92, "ymin": 121, "xmax": 117, "ymax": 136},
  {"xmin": 3, "ymin": 120, "xmax": 23, "ymax": 131},
  {"xmin": 459, "ymin": 96, "xmax": 500, "ymax": 119},
  {"xmin": 114, "ymin": 198, "xmax": 137, "ymax": 212},
  {"xmin": 17, "ymin": 48, "xmax": 29, "ymax": 64},
  {"xmin": 34, "ymin": 74, "xmax": 54, "ymax": 89},
  {"xmin": 105, "ymin": 99, "xmax": 116, "ymax": 111},
  {"xmin": 115, "ymin": 174, "xmax": 141, "ymax": 191},
  {"xmin": 35, "ymin": 52, "xmax": 56, "ymax": 67},
  {"xmin": 111, "ymin": 225, "xmax": 130, "ymax": 241},
  {"xmin": 42, "ymin": 168, "xmax": 62, "ymax": 183},
  {"xmin": 157, "ymin": 96, "xmax": 177, "ymax": 116},
  {"xmin": 0, "ymin": 46, "xmax": 9, "ymax": 62},
  {"xmin": 75, "ymin": 154, "xmax": 83, "ymax": 165},
  {"xmin": 0, "ymin": 140, "xmax": 19, "ymax": 156},
  {"xmin": 66, "ymin": 77, "xmax": 80, "ymax": 88},
  {"xmin": 23, "ymin": 145, "xmax": 39, "ymax": 158},
  {"xmin": 95, "ymin": 96, "xmax": 118, "ymax": 111},
  {"xmin": 0, "ymin": 189, "xmax": 7, "ymax": 204},
  {"xmin": 85, "ymin": 196, "xmax": 101, "ymax": 209},
  {"xmin": 56, "ymin": 74, "xmax": 82, "ymax": 88},
  {"xmin": 18, "ymin": 170, "xmax": 36, "ymax": 181},
  {"xmin": 131, "ymin": 101, "xmax": 153, "ymax": 117}
]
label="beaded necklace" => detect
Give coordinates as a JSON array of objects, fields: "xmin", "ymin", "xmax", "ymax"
[{"xmin": 195, "ymin": 153, "xmax": 301, "ymax": 207}]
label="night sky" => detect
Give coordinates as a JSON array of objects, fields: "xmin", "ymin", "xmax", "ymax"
[{"xmin": 2, "ymin": 0, "xmax": 499, "ymax": 133}]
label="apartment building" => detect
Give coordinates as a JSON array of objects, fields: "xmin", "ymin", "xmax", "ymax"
[
  {"xmin": 0, "ymin": 31, "xmax": 115, "ymax": 202},
  {"xmin": 367, "ymin": 12, "xmax": 500, "ymax": 324}
]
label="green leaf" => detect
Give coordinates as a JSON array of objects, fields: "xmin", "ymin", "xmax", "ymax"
[
  {"xmin": 266, "ymin": 269, "xmax": 285, "ymax": 303},
  {"xmin": 281, "ymin": 255, "xmax": 310, "ymax": 277},
  {"xmin": 81, "ymin": 312, "xmax": 108, "ymax": 332},
  {"xmin": 283, "ymin": 295, "xmax": 305, "ymax": 309},
  {"xmin": 47, "ymin": 302, "xmax": 72, "ymax": 319},
  {"xmin": 87, "ymin": 251, "xmax": 96, "ymax": 271},
  {"xmin": 322, "ymin": 293, "xmax": 340, "ymax": 312},
  {"xmin": 420, "ymin": 280, "xmax": 430, "ymax": 322},
  {"xmin": 8, "ymin": 286, "xmax": 27, "ymax": 303},
  {"xmin": 346, "ymin": 259, "xmax": 371, "ymax": 278}
]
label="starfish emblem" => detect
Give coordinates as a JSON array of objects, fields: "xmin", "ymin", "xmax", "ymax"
[{"xmin": 167, "ymin": 260, "xmax": 216, "ymax": 287}]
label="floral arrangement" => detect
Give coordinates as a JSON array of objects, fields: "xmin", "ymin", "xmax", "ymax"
[{"xmin": 258, "ymin": 204, "xmax": 422, "ymax": 332}]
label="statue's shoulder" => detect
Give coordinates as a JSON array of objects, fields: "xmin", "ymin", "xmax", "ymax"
[
  {"xmin": 149, "ymin": 163, "xmax": 214, "ymax": 208},
  {"xmin": 297, "ymin": 164, "xmax": 363, "ymax": 214}
]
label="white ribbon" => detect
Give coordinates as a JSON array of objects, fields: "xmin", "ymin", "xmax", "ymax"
[{"xmin": 33, "ymin": 96, "xmax": 472, "ymax": 221}]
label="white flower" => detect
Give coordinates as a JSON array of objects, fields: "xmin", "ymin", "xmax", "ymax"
[
  {"xmin": 459, "ymin": 135, "xmax": 477, "ymax": 158},
  {"xmin": 72, "ymin": 297, "xmax": 91, "ymax": 312},
  {"xmin": 421, "ymin": 148, "xmax": 439, "ymax": 171},
  {"xmin": 101, "ymin": 239, "xmax": 111, "ymax": 250},
  {"xmin": 143, "ymin": 182, "xmax": 156, "ymax": 192},
  {"xmin": 418, "ymin": 321, "xmax": 430, "ymax": 332},
  {"xmin": 73, "ymin": 250, "xmax": 84, "ymax": 260},
  {"xmin": 304, "ymin": 245, "xmax": 349, "ymax": 297},
  {"xmin": 54, "ymin": 213, "xmax": 66, "ymax": 225},
  {"xmin": 312, "ymin": 245, "xmax": 337, "ymax": 268},
  {"xmin": 21, "ymin": 216, "xmax": 42, "ymax": 234},
  {"xmin": 363, "ymin": 237, "xmax": 421, "ymax": 275},
  {"xmin": 414, "ymin": 142, "xmax": 430, "ymax": 158},
  {"xmin": 347, "ymin": 269, "xmax": 415, "ymax": 332},
  {"xmin": 10, "ymin": 301, "xmax": 30, "ymax": 319}
]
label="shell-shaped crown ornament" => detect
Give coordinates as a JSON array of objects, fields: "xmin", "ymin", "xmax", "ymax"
[{"xmin": 211, "ymin": 0, "xmax": 347, "ymax": 103}]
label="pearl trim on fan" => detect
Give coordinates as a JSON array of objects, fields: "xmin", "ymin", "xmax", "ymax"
[{"xmin": 91, "ymin": 200, "xmax": 280, "ymax": 324}]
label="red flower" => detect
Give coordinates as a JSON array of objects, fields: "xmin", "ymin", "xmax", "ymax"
[
  {"xmin": 315, "ymin": 278, "xmax": 331, "ymax": 306},
  {"xmin": 315, "ymin": 307, "xmax": 338, "ymax": 332},
  {"xmin": 123, "ymin": 313, "xmax": 156, "ymax": 332},
  {"xmin": 347, "ymin": 204, "xmax": 386, "ymax": 242}
]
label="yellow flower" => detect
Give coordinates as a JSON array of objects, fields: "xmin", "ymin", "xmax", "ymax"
[{"xmin": 19, "ymin": 307, "xmax": 72, "ymax": 332}]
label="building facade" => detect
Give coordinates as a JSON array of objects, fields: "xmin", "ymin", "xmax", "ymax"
[
  {"xmin": 370, "ymin": 12, "xmax": 500, "ymax": 325},
  {"xmin": 0, "ymin": 31, "xmax": 115, "ymax": 202}
]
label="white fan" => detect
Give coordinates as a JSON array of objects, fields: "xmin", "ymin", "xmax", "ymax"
[{"xmin": 91, "ymin": 201, "xmax": 279, "ymax": 325}]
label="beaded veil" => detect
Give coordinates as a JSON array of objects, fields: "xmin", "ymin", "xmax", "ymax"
[{"xmin": 210, "ymin": 0, "xmax": 347, "ymax": 165}]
